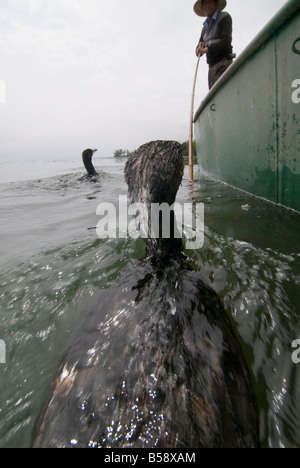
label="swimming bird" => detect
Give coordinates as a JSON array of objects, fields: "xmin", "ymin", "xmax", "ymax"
[
  {"xmin": 82, "ymin": 149, "xmax": 98, "ymax": 176},
  {"xmin": 34, "ymin": 141, "xmax": 259, "ymax": 448}
]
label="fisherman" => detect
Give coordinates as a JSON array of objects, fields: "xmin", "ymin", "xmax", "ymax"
[{"xmin": 195, "ymin": 0, "xmax": 234, "ymax": 89}]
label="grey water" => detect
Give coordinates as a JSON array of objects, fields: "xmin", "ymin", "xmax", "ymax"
[{"xmin": 0, "ymin": 155, "xmax": 299, "ymax": 448}]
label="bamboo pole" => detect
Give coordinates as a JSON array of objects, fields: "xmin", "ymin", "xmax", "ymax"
[{"xmin": 189, "ymin": 54, "xmax": 201, "ymax": 181}]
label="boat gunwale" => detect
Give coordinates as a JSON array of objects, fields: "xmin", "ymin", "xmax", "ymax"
[{"xmin": 194, "ymin": 0, "xmax": 300, "ymax": 123}]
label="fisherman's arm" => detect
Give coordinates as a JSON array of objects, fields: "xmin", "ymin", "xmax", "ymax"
[{"xmin": 195, "ymin": 29, "xmax": 208, "ymax": 56}]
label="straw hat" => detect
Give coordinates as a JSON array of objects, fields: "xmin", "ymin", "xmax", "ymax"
[{"xmin": 194, "ymin": 0, "xmax": 227, "ymax": 17}]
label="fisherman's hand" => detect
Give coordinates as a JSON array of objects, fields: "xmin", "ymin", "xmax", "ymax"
[{"xmin": 196, "ymin": 42, "xmax": 208, "ymax": 56}]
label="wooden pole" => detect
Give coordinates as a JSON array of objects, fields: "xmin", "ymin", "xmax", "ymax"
[{"xmin": 189, "ymin": 54, "xmax": 201, "ymax": 181}]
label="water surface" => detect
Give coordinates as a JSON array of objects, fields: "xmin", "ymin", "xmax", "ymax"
[{"xmin": 0, "ymin": 157, "xmax": 299, "ymax": 448}]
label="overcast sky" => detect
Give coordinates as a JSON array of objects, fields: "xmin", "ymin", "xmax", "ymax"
[{"xmin": 0, "ymin": 0, "xmax": 288, "ymax": 160}]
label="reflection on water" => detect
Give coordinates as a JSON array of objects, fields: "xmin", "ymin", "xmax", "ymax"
[
  {"xmin": 0, "ymin": 165, "xmax": 299, "ymax": 447},
  {"xmin": 184, "ymin": 172, "xmax": 300, "ymax": 448}
]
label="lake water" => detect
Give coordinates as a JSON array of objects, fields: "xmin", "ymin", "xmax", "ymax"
[{"xmin": 0, "ymin": 155, "xmax": 299, "ymax": 448}]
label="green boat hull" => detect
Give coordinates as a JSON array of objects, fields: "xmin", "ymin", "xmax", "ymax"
[{"xmin": 194, "ymin": 0, "xmax": 300, "ymax": 212}]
